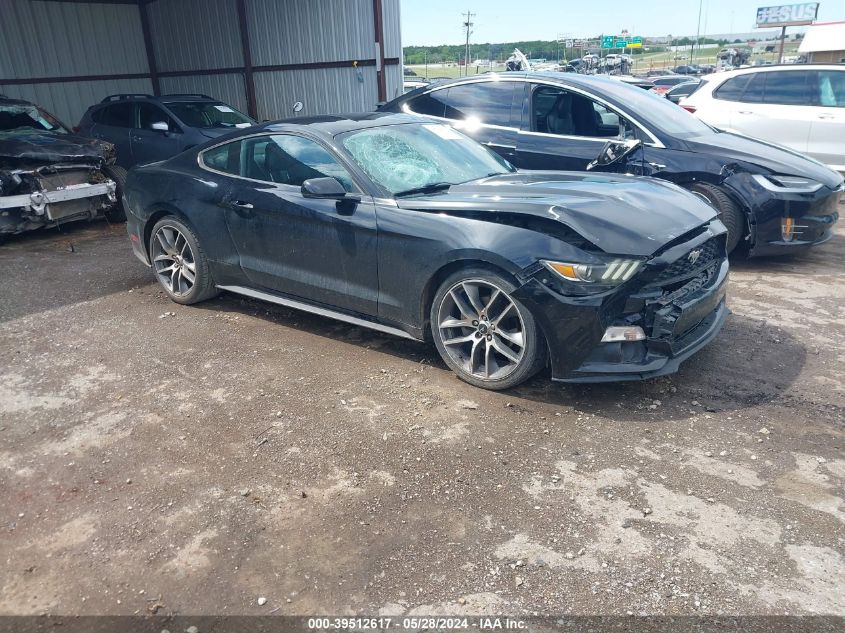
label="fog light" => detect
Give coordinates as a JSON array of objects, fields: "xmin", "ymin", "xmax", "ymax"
[
  {"xmin": 601, "ymin": 326, "xmax": 646, "ymax": 343},
  {"xmin": 782, "ymin": 217, "xmax": 795, "ymax": 241}
]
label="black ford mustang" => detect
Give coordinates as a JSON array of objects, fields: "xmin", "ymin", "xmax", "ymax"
[{"xmin": 124, "ymin": 113, "xmax": 729, "ymax": 390}]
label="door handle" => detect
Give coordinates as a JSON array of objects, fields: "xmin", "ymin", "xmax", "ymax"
[
  {"xmin": 818, "ymin": 114, "xmax": 835, "ymax": 120},
  {"xmin": 232, "ymin": 201, "xmax": 253, "ymax": 209},
  {"xmin": 737, "ymin": 111, "xmax": 754, "ymax": 115}
]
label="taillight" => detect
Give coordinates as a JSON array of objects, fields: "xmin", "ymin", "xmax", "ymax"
[
  {"xmin": 681, "ymin": 105, "xmax": 697, "ymax": 113},
  {"xmin": 72, "ymin": 126, "xmax": 80, "ymax": 132}
]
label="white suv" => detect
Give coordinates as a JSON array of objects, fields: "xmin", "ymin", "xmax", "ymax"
[{"xmin": 680, "ymin": 65, "xmax": 845, "ymax": 173}]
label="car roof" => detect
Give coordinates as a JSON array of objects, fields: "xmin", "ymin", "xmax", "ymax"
[
  {"xmin": 96, "ymin": 94, "xmax": 222, "ymax": 107},
  {"xmin": 254, "ymin": 112, "xmax": 424, "ymax": 138},
  {"xmin": 710, "ymin": 63, "xmax": 844, "ymax": 78}
]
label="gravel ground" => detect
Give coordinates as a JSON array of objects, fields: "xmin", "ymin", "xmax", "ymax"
[{"xmin": 1, "ymin": 219, "xmax": 843, "ymax": 617}]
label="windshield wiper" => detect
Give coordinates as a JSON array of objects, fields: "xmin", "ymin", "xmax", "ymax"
[{"xmin": 393, "ymin": 182, "xmax": 453, "ymax": 198}]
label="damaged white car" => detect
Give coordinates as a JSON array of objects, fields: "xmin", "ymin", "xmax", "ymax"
[{"xmin": 0, "ymin": 96, "xmax": 126, "ymax": 237}]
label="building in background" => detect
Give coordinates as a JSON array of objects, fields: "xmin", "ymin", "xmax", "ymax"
[
  {"xmin": 0, "ymin": 0, "xmax": 403, "ymax": 126},
  {"xmin": 798, "ymin": 21, "xmax": 845, "ymax": 63}
]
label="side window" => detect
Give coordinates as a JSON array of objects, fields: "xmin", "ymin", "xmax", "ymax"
[
  {"xmin": 240, "ymin": 135, "xmax": 355, "ymax": 191},
  {"xmin": 740, "ymin": 72, "xmax": 766, "ymax": 103},
  {"xmin": 406, "ymin": 90, "xmax": 449, "ymax": 117},
  {"xmin": 714, "ymin": 75, "xmax": 753, "ymax": 101},
  {"xmin": 95, "ymin": 103, "xmax": 134, "ymax": 127},
  {"xmin": 440, "ymin": 82, "xmax": 516, "ymax": 126},
  {"xmin": 762, "ymin": 71, "xmax": 813, "ymax": 106},
  {"xmin": 818, "ymin": 71, "xmax": 845, "ymax": 107},
  {"xmin": 137, "ymin": 103, "xmax": 177, "ymax": 131},
  {"xmin": 532, "ymin": 86, "xmax": 632, "ymax": 139},
  {"xmin": 201, "ymin": 141, "xmax": 241, "ymax": 175}
]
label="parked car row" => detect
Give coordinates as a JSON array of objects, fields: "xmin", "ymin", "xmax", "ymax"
[
  {"xmin": 0, "ymin": 92, "xmax": 255, "ymax": 237},
  {"xmin": 3, "ymin": 67, "xmax": 843, "ymax": 391}
]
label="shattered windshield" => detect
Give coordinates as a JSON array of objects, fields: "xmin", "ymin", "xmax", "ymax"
[
  {"xmin": 0, "ymin": 105, "xmax": 68, "ymax": 134},
  {"xmin": 339, "ymin": 123, "xmax": 514, "ymax": 195},
  {"xmin": 165, "ymin": 102, "xmax": 255, "ymax": 129}
]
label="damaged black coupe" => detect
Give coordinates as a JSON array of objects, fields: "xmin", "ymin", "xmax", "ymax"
[
  {"xmin": 0, "ymin": 96, "xmax": 125, "ymax": 236},
  {"xmin": 124, "ymin": 113, "xmax": 728, "ymax": 389}
]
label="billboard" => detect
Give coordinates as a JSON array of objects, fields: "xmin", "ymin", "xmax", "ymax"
[{"xmin": 755, "ymin": 3, "xmax": 819, "ymax": 27}]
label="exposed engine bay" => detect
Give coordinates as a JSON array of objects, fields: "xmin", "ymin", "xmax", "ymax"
[{"xmin": 0, "ymin": 100, "xmax": 124, "ymax": 236}]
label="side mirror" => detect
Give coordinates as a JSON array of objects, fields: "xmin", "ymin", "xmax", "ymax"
[
  {"xmin": 586, "ymin": 139, "xmax": 642, "ymax": 171},
  {"xmin": 301, "ymin": 177, "xmax": 349, "ymax": 200},
  {"xmin": 150, "ymin": 121, "xmax": 169, "ymax": 133}
]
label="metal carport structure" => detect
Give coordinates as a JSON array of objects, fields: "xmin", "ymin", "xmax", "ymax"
[{"xmin": 0, "ymin": 0, "xmax": 403, "ymax": 126}]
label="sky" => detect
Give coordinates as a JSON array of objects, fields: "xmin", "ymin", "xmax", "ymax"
[{"xmin": 400, "ymin": 0, "xmax": 845, "ymax": 45}]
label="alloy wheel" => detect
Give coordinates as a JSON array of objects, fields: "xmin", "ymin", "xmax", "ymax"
[
  {"xmin": 437, "ymin": 279, "xmax": 526, "ymax": 381},
  {"xmin": 151, "ymin": 225, "xmax": 197, "ymax": 297}
]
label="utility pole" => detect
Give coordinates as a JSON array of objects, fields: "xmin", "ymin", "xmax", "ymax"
[
  {"xmin": 694, "ymin": 0, "xmax": 703, "ymax": 63},
  {"xmin": 462, "ymin": 10, "xmax": 475, "ymax": 77},
  {"xmin": 777, "ymin": 25, "xmax": 786, "ymax": 63}
]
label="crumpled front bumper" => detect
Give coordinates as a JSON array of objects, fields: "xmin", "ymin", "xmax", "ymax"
[
  {"xmin": 723, "ymin": 173, "xmax": 842, "ymax": 256},
  {"xmin": 0, "ymin": 180, "xmax": 116, "ymax": 219},
  {"xmin": 513, "ymin": 226, "xmax": 730, "ymax": 383}
]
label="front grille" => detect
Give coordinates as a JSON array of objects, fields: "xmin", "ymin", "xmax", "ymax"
[{"xmin": 652, "ymin": 237, "xmax": 722, "ymax": 285}]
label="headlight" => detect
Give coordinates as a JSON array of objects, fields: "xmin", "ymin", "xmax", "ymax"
[
  {"xmin": 752, "ymin": 174, "xmax": 823, "ymax": 194},
  {"xmin": 542, "ymin": 258, "xmax": 642, "ymax": 284}
]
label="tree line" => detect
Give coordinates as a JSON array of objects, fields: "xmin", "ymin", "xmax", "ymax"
[{"xmin": 403, "ymin": 37, "xmax": 750, "ymax": 65}]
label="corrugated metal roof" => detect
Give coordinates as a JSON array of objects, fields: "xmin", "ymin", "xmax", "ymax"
[
  {"xmin": 148, "ymin": 0, "xmax": 244, "ymax": 72},
  {"xmin": 799, "ymin": 22, "xmax": 845, "ymax": 53},
  {"xmin": 0, "ymin": 0, "xmax": 148, "ymax": 80}
]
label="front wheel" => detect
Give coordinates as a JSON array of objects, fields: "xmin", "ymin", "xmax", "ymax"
[
  {"xmin": 688, "ymin": 182, "xmax": 744, "ymax": 253},
  {"xmin": 430, "ymin": 268, "xmax": 545, "ymax": 390},
  {"xmin": 149, "ymin": 217, "xmax": 219, "ymax": 305}
]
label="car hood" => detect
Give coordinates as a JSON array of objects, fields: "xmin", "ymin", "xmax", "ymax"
[
  {"xmin": 395, "ymin": 171, "xmax": 718, "ymax": 257},
  {"xmin": 0, "ymin": 130, "xmax": 114, "ymax": 166},
  {"xmin": 684, "ymin": 130, "xmax": 843, "ymax": 189}
]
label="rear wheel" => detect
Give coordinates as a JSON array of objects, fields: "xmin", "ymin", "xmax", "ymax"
[
  {"xmin": 430, "ymin": 268, "xmax": 545, "ymax": 390},
  {"xmin": 688, "ymin": 182, "xmax": 744, "ymax": 253},
  {"xmin": 149, "ymin": 217, "xmax": 219, "ymax": 305},
  {"xmin": 102, "ymin": 165, "xmax": 127, "ymax": 223}
]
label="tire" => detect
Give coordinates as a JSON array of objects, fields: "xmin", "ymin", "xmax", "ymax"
[
  {"xmin": 102, "ymin": 165, "xmax": 127, "ymax": 223},
  {"xmin": 430, "ymin": 267, "xmax": 545, "ymax": 390},
  {"xmin": 688, "ymin": 182, "xmax": 744, "ymax": 253},
  {"xmin": 149, "ymin": 216, "xmax": 219, "ymax": 305}
]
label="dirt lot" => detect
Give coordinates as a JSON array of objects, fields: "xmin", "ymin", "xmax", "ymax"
[{"xmin": 1, "ymin": 220, "xmax": 843, "ymax": 617}]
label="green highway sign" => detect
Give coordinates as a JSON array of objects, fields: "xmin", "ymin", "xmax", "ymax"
[{"xmin": 601, "ymin": 35, "xmax": 642, "ymax": 49}]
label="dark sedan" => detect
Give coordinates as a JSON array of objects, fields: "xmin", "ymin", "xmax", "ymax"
[
  {"xmin": 380, "ymin": 73, "xmax": 843, "ymax": 255},
  {"xmin": 124, "ymin": 113, "xmax": 729, "ymax": 390}
]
